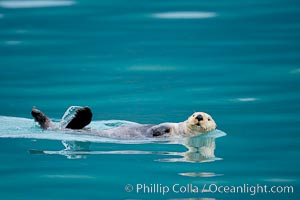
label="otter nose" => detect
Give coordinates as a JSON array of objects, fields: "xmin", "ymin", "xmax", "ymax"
[{"xmin": 196, "ymin": 114, "xmax": 203, "ymax": 121}]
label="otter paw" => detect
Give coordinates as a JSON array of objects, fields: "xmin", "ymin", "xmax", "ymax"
[{"xmin": 150, "ymin": 125, "xmax": 171, "ymax": 137}]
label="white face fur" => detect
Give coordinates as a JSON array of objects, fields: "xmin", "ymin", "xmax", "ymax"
[{"xmin": 186, "ymin": 112, "xmax": 217, "ymax": 133}]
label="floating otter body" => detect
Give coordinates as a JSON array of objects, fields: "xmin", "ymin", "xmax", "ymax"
[{"xmin": 31, "ymin": 106, "xmax": 217, "ymax": 138}]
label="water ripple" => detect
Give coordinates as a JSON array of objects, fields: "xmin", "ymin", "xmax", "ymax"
[
  {"xmin": 4, "ymin": 41, "xmax": 21, "ymax": 45},
  {"xmin": 232, "ymin": 98, "xmax": 258, "ymax": 102},
  {"xmin": 127, "ymin": 65, "xmax": 179, "ymax": 72},
  {"xmin": 290, "ymin": 68, "xmax": 300, "ymax": 74},
  {"xmin": 42, "ymin": 174, "xmax": 96, "ymax": 179},
  {"xmin": 152, "ymin": 11, "xmax": 217, "ymax": 19},
  {"xmin": 263, "ymin": 178, "xmax": 297, "ymax": 183},
  {"xmin": 0, "ymin": 0, "xmax": 75, "ymax": 9},
  {"xmin": 179, "ymin": 172, "xmax": 223, "ymax": 178}
]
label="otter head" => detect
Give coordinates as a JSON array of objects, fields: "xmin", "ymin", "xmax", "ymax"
[{"xmin": 186, "ymin": 112, "xmax": 217, "ymax": 133}]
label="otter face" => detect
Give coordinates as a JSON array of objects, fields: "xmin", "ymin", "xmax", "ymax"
[{"xmin": 187, "ymin": 112, "xmax": 217, "ymax": 133}]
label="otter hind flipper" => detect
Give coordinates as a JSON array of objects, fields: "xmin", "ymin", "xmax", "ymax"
[
  {"xmin": 31, "ymin": 107, "xmax": 54, "ymax": 129},
  {"xmin": 65, "ymin": 107, "xmax": 92, "ymax": 129}
]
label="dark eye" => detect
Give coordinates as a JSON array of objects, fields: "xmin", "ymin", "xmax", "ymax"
[
  {"xmin": 192, "ymin": 115, "xmax": 195, "ymax": 117},
  {"xmin": 208, "ymin": 118, "xmax": 211, "ymax": 121},
  {"xmin": 165, "ymin": 128, "xmax": 171, "ymax": 133}
]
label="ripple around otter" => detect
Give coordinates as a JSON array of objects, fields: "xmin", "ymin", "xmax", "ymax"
[
  {"xmin": 0, "ymin": 116, "xmax": 226, "ymax": 143},
  {"xmin": 0, "ymin": 116, "xmax": 226, "ymax": 162}
]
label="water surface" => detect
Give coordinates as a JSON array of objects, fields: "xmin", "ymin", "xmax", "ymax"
[{"xmin": 0, "ymin": 0, "xmax": 299, "ymax": 199}]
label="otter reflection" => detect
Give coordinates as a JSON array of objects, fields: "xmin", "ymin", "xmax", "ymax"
[
  {"xmin": 182, "ymin": 134, "xmax": 219, "ymax": 162},
  {"xmin": 162, "ymin": 129, "xmax": 226, "ymax": 163},
  {"xmin": 29, "ymin": 130, "xmax": 226, "ymax": 161}
]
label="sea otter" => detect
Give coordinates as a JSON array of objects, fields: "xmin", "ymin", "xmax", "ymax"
[{"xmin": 31, "ymin": 106, "xmax": 217, "ymax": 138}]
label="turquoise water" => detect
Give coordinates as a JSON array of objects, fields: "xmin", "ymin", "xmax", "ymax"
[{"xmin": 0, "ymin": 0, "xmax": 300, "ymax": 199}]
